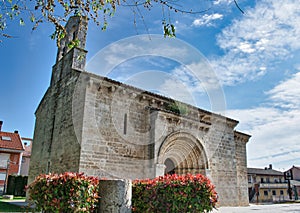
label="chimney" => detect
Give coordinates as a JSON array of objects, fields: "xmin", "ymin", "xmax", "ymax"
[
  {"xmin": 269, "ymin": 164, "xmax": 272, "ymax": 170},
  {"xmin": 14, "ymin": 130, "xmax": 18, "ymax": 134},
  {"xmin": 0, "ymin": 121, "xmax": 2, "ymax": 132}
]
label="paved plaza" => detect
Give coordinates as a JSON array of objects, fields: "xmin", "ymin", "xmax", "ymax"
[
  {"xmin": 213, "ymin": 203, "xmax": 300, "ymax": 213},
  {"xmin": 3, "ymin": 200, "xmax": 300, "ymax": 212}
]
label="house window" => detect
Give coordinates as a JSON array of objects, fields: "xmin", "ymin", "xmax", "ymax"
[
  {"xmin": 261, "ymin": 178, "xmax": 264, "ymax": 183},
  {"xmin": 0, "ymin": 173, "xmax": 6, "ymax": 181},
  {"xmin": 248, "ymin": 175, "xmax": 252, "ymax": 183},
  {"xmin": 280, "ymin": 190, "xmax": 284, "ymax": 195},
  {"xmin": 272, "ymin": 190, "xmax": 276, "ymax": 196},
  {"xmin": 1, "ymin": 136, "xmax": 11, "ymax": 141},
  {"xmin": 266, "ymin": 177, "xmax": 270, "ymax": 183},
  {"xmin": 264, "ymin": 191, "xmax": 268, "ymax": 196}
]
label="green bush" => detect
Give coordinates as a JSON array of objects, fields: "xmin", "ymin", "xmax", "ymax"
[
  {"xmin": 27, "ymin": 172, "xmax": 99, "ymax": 213},
  {"xmin": 132, "ymin": 173, "xmax": 218, "ymax": 213},
  {"xmin": 165, "ymin": 102, "xmax": 189, "ymax": 115}
]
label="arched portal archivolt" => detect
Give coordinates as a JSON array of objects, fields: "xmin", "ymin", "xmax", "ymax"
[{"xmin": 157, "ymin": 131, "xmax": 208, "ymax": 175}]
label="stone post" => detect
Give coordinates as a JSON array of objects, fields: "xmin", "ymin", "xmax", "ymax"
[{"xmin": 98, "ymin": 179, "xmax": 132, "ymax": 213}]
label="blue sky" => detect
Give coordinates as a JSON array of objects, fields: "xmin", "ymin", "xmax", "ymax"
[{"xmin": 1, "ymin": 0, "xmax": 300, "ymax": 171}]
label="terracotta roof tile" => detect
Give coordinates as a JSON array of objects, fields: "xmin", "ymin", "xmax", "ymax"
[{"xmin": 0, "ymin": 131, "xmax": 24, "ymax": 151}]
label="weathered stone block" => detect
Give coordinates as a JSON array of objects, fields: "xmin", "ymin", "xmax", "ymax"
[{"xmin": 98, "ymin": 179, "xmax": 132, "ymax": 213}]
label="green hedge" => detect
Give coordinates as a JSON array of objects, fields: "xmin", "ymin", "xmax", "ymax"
[
  {"xmin": 27, "ymin": 173, "xmax": 217, "ymax": 212},
  {"xmin": 132, "ymin": 173, "xmax": 218, "ymax": 212},
  {"xmin": 27, "ymin": 172, "xmax": 99, "ymax": 213}
]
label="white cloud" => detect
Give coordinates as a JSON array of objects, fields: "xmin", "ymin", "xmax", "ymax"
[
  {"xmin": 227, "ymin": 72, "xmax": 300, "ymax": 170},
  {"xmin": 211, "ymin": 0, "xmax": 300, "ymax": 85},
  {"xmin": 213, "ymin": 0, "xmax": 234, "ymax": 5},
  {"xmin": 267, "ymin": 72, "xmax": 300, "ymax": 110},
  {"xmin": 192, "ymin": 13, "xmax": 224, "ymax": 27},
  {"xmin": 231, "ymin": 108, "xmax": 300, "ymax": 170}
]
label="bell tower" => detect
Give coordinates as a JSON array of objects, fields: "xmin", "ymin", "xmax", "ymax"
[{"xmin": 51, "ymin": 16, "xmax": 88, "ymax": 86}]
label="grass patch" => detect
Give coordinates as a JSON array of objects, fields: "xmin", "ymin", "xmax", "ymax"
[
  {"xmin": 0, "ymin": 196, "xmax": 26, "ymax": 200},
  {"xmin": 0, "ymin": 201, "xmax": 25, "ymax": 212}
]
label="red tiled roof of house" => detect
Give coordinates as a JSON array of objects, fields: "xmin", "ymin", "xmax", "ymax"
[{"xmin": 0, "ymin": 131, "xmax": 24, "ymax": 151}]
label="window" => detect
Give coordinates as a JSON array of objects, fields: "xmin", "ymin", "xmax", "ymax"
[
  {"xmin": 272, "ymin": 190, "xmax": 276, "ymax": 196},
  {"xmin": 22, "ymin": 158, "xmax": 26, "ymax": 163},
  {"xmin": 0, "ymin": 173, "xmax": 6, "ymax": 181},
  {"xmin": 264, "ymin": 191, "xmax": 268, "ymax": 196},
  {"xmin": 0, "ymin": 154, "xmax": 10, "ymax": 168},
  {"xmin": 280, "ymin": 190, "xmax": 284, "ymax": 195},
  {"xmin": 123, "ymin": 113, "xmax": 127, "ymax": 135},
  {"xmin": 266, "ymin": 177, "xmax": 270, "ymax": 183},
  {"xmin": 261, "ymin": 178, "xmax": 264, "ymax": 183},
  {"xmin": 1, "ymin": 136, "xmax": 11, "ymax": 141},
  {"xmin": 248, "ymin": 175, "xmax": 252, "ymax": 183}
]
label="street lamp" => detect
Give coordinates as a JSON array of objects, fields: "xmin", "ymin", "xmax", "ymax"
[{"xmin": 284, "ymin": 170, "xmax": 293, "ymax": 200}]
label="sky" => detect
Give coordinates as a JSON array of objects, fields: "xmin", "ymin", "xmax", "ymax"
[{"xmin": 0, "ymin": 0, "xmax": 300, "ymax": 171}]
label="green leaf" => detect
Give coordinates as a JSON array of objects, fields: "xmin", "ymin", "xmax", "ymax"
[
  {"xmin": 19, "ymin": 18, "xmax": 25, "ymax": 26},
  {"xmin": 30, "ymin": 14, "xmax": 35, "ymax": 22}
]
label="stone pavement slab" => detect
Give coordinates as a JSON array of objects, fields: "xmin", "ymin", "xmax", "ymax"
[{"xmin": 212, "ymin": 203, "xmax": 300, "ymax": 213}]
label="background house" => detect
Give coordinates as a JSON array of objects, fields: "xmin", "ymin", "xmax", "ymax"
[
  {"xmin": 0, "ymin": 121, "xmax": 24, "ymax": 194},
  {"xmin": 20, "ymin": 138, "xmax": 33, "ymax": 176},
  {"xmin": 248, "ymin": 164, "xmax": 288, "ymax": 203},
  {"xmin": 284, "ymin": 166, "xmax": 300, "ymax": 200}
]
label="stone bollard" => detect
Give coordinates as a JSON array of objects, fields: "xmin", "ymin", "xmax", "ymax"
[{"xmin": 98, "ymin": 179, "xmax": 132, "ymax": 213}]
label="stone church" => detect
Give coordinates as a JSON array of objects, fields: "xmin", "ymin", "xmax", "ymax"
[{"xmin": 29, "ymin": 16, "xmax": 251, "ymax": 206}]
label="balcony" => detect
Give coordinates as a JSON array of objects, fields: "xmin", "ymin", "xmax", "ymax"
[{"xmin": 259, "ymin": 183, "xmax": 288, "ymax": 189}]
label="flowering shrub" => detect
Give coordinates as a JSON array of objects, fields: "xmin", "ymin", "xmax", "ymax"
[
  {"xmin": 27, "ymin": 172, "xmax": 99, "ymax": 213},
  {"xmin": 132, "ymin": 173, "xmax": 218, "ymax": 212}
]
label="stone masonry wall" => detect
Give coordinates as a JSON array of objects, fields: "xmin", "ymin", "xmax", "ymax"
[
  {"xmin": 235, "ymin": 132, "xmax": 250, "ymax": 205},
  {"xmin": 73, "ymin": 72, "xmax": 250, "ymax": 206},
  {"xmin": 29, "ymin": 48, "xmax": 85, "ymax": 184},
  {"xmin": 78, "ymin": 75, "xmax": 151, "ymax": 179},
  {"xmin": 152, "ymin": 109, "xmax": 246, "ymax": 206}
]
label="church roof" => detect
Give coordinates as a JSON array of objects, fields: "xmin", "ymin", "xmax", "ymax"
[{"xmin": 85, "ymin": 72, "xmax": 241, "ymax": 127}]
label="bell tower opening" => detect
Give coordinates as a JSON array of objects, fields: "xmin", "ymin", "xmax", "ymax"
[{"xmin": 164, "ymin": 158, "xmax": 176, "ymax": 175}]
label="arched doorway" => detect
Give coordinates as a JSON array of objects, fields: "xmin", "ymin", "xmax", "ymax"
[
  {"xmin": 164, "ymin": 158, "xmax": 176, "ymax": 175},
  {"xmin": 158, "ymin": 132, "xmax": 208, "ymax": 175}
]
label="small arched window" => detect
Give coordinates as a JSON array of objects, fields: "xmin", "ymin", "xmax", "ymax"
[{"xmin": 124, "ymin": 113, "xmax": 127, "ymax": 135}]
